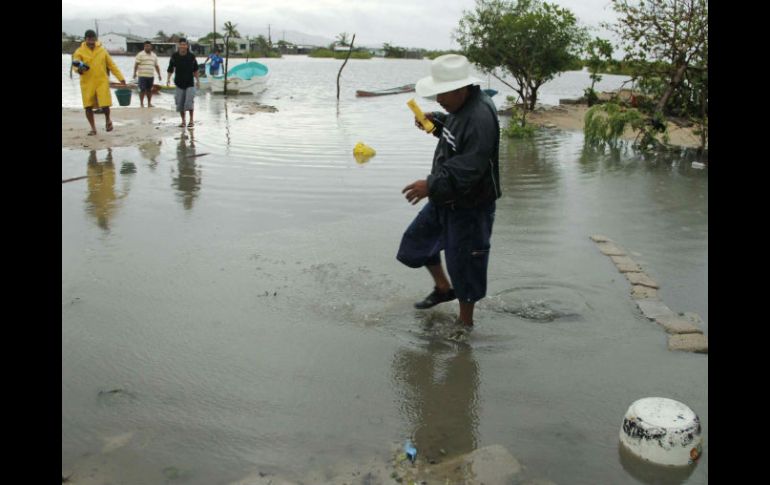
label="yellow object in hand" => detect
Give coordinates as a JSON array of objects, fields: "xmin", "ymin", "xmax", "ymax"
[
  {"xmin": 407, "ymin": 98, "xmax": 435, "ymax": 134},
  {"xmin": 353, "ymin": 142, "xmax": 376, "ymax": 164}
]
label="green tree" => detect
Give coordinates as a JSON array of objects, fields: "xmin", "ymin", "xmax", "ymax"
[
  {"xmin": 200, "ymin": 32, "xmax": 224, "ymax": 44},
  {"xmin": 383, "ymin": 42, "xmax": 407, "ymax": 58},
  {"xmin": 456, "ymin": 0, "xmax": 588, "ymax": 111},
  {"xmin": 252, "ymin": 35, "xmax": 270, "ymax": 54},
  {"xmin": 605, "ymin": 0, "xmax": 707, "ymax": 117},
  {"xmin": 155, "ymin": 30, "xmax": 168, "ymax": 42},
  {"xmin": 336, "ymin": 32, "xmax": 350, "ymax": 47},
  {"xmin": 584, "ymin": 37, "xmax": 614, "ymax": 105}
]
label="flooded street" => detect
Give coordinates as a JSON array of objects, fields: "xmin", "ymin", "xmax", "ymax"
[{"xmin": 62, "ymin": 55, "xmax": 707, "ymax": 484}]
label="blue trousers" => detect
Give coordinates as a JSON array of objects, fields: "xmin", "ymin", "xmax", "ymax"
[{"xmin": 397, "ymin": 201, "xmax": 495, "ymax": 303}]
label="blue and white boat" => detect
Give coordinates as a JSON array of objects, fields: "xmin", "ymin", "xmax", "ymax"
[{"xmin": 209, "ymin": 61, "xmax": 269, "ymax": 94}]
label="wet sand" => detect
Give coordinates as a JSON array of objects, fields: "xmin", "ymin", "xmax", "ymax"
[
  {"xmin": 62, "ymin": 107, "xmax": 181, "ymax": 151},
  {"xmin": 516, "ymin": 104, "xmax": 703, "ymax": 148}
]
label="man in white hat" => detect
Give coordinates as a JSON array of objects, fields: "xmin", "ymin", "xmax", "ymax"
[{"xmin": 397, "ymin": 54, "xmax": 501, "ymax": 340}]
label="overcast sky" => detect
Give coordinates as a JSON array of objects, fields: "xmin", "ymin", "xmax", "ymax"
[{"xmin": 62, "ymin": 0, "xmax": 620, "ymax": 50}]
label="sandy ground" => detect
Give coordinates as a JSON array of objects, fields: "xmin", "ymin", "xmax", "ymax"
[
  {"xmin": 62, "ymin": 107, "xmax": 182, "ymax": 151},
  {"xmin": 518, "ymin": 104, "xmax": 703, "ymax": 148}
]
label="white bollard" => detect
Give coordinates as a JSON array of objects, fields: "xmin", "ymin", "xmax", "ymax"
[{"xmin": 619, "ymin": 397, "xmax": 702, "ymax": 466}]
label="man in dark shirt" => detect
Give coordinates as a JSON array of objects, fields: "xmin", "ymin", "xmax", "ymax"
[
  {"xmin": 167, "ymin": 38, "xmax": 200, "ymax": 128},
  {"xmin": 398, "ymin": 54, "xmax": 501, "ymax": 341}
]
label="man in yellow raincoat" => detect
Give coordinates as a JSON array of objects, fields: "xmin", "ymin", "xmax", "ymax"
[{"xmin": 72, "ymin": 30, "xmax": 127, "ymax": 135}]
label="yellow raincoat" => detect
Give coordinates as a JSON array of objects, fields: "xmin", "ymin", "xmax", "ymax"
[{"xmin": 72, "ymin": 41, "xmax": 125, "ymax": 108}]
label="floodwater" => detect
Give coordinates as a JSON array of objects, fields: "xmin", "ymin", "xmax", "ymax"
[{"xmin": 62, "ymin": 55, "xmax": 707, "ymax": 484}]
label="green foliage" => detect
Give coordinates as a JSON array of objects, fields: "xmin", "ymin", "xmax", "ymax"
[
  {"xmin": 222, "ymin": 22, "xmax": 240, "ymax": 39},
  {"xmin": 504, "ymin": 120, "xmax": 536, "ymax": 138},
  {"xmin": 584, "ymin": 37, "xmax": 613, "ymax": 91},
  {"xmin": 456, "ymin": 0, "xmax": 589, "ymax": 110},
  {"xmin": 338, "ymin": 51, "xmax": 371, "ymax": 59},
  {"xmin": 242, "ymin": 50, "xmax": 282, "ymax": 58},
  {"xmin": 606, "ymin": 0, "xmax": 707, "ymax": 147},
  {"xmin": 309, "ymin": 49, "xmax": 371, "ymax": 59},
  {"xmin": 424, "ymin": 50, "xmax": 463, "ymax": 60},
  {"xmin": 583, "ymin": 87, "xmax": 598, "ymax": 106},
  {"xmin": 199, "ymin": 32, "xmax": 224, "ymax": 44},
  {"xmin": 502, "ymin": 103, "xmax": 536, "ymax": 138},
  {"xmin": 565, "ymin": 57, "xmax": 584, "ymax": 71},
  {"xmin": 336, "ymin": 32, "xmax": 350, "ymax": 47},
  {"xmin": 309, "ymin": 48, "xmax": 335, "ymax": 58},
  {"xmin": 584, "ymin": 103, "xmax": 645, "ymax": 148}
]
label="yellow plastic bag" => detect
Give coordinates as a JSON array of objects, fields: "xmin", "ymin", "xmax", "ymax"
[{"xmin": 353, "ymin": 142, "xmax": 376, "ymax": 164}]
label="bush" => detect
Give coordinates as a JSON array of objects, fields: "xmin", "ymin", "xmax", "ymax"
[
  {"xmin": 309, "ymin": 49, "xmax": 371, "ymax": 59},
  {"xmin": 583, "ymin": 87, "xmax": 599, "ymax": 107},
  {"xmin": 242, "ymin": 50, "xmax": 281, "ymax": 58},
  {"xmin": 502, "ymin": 104, "xmax": 536, "ymax": 139},
  {"xmin": 584, "ymin": 102, "xmax": 645, "ymax": 148}
]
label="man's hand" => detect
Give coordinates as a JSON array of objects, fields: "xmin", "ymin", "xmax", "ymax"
[
  {"xmin": 119, "ymin": 79, "xmax": 127, "ymax": 86},
  {"xmin": 402, "ymin": 179, "xmax": 429, "ymax": 205},
  {"xmin": 414, "ymin": 112, "xmax": 435, "ymax": 131}
]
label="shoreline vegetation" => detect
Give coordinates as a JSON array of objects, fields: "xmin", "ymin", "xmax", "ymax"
[{"xmin": 498, "ymin": 89, "xmax": 703, "ymax": 149}]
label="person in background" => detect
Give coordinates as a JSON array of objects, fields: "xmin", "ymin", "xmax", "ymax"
[
  {"xmin": 72, "ymin": 29, "xmax": 126, "ymax": 135},
  {"xmin": 133, "ymin": 41, "xmax": 162, "ymax": 108},
  {"xmin": 167, "ymin": 38, "xmax": 200, "ymax": 128},
  {"xmin": 204, "ymin": 48, "xmax": 224, "ymax": 76}
]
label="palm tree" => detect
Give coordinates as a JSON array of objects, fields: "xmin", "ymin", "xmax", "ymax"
[
  {"xmin": 336, "ymin": 32, "xmax": 350, "ymax": 47},
  {"xmin": 222, "ymin": 21, "xmax": 240, "ymax": 94}
]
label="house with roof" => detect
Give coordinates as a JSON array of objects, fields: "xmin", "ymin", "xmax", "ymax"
[{"xmin": 99, "ymin": 32, "xmax": 145, "ymax": 54}]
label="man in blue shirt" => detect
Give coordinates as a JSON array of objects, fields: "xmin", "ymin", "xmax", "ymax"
[{"xmin": 205, "ymin": 48, "xmax": 223, "ymax": 76}]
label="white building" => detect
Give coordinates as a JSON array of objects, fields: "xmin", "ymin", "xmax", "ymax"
[{"xmin": 100, "ymin": 32, "xmax": 148, "ymax": 54}]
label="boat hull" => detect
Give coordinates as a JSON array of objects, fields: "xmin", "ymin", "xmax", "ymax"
[{"xmin": 356, "ymin": 84, "xmax": 415, "ymax": 97}]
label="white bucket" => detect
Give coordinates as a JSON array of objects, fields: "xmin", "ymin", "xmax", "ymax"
[{"xmin": 619, "ymin": 397, "xmax": 702, "ymax": 466}]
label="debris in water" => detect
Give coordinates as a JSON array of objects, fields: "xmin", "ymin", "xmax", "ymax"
[
  {"xmin": 404, "ymin": 439, "xmax": 417, "ymax": 463},
  {"xmin": 353, "ymin": 142, "xmax": 376, "ymax": 164}
]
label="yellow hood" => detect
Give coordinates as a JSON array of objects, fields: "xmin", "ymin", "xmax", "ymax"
[{"xmin": 79, "ymin": 40, "xmax": 103, "ymax": 50}]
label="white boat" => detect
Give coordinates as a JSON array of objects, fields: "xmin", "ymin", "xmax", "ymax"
[{"xmin": 209, "ymin": 61, "xmax": 269, "ymax": 94}]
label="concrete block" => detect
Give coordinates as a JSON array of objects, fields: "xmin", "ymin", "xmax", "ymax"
[
  {"xmin": 626, "ymin": 272, "xmax": 659, "ymax": 288},
  {"xmin": 668, "ymin": 333, "xmax": 708, "ymax": 353}
]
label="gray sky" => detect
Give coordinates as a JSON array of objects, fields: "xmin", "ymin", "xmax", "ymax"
[{"xmin": 62, "ymin": 0, "xmax": 620, "ymax": 50}]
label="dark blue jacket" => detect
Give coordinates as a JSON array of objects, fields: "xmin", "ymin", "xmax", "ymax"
[{"xmin": 427, "ymin": 85, "xmax": 501, "ymax": 208}]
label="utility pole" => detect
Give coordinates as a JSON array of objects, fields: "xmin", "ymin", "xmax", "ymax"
[
  {"xmin": 94, "ymin": 19, "xmax": 99, "ymax": 37},
  {"xmin": 212, "ymin": 0, "xmax": 217, "ymax": 53}
]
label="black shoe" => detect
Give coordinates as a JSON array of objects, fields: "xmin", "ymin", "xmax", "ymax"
[{"xmin": 414, "ymin": 287, "xmax": 456, "ymax": 309}]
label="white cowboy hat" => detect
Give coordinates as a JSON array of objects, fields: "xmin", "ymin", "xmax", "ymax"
[{"xmin": 416, "ymin": 54, "xmax": 481, "ymax": 98}]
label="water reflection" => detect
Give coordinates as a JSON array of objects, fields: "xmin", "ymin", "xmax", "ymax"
[
  {"xmin": 172, "ymin": 133, "xmax": 202, "ymax": 210},
  {"xmin": 85, "ymin": 149, "xmax": 120, "ymax": 231},
  {"xmin": 138, "ymin": 141, "xmax": 162, "ymax": 170},
  {"xmin": 391, "ymin": 342, "xmax": 480, "ymax": 464}
]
